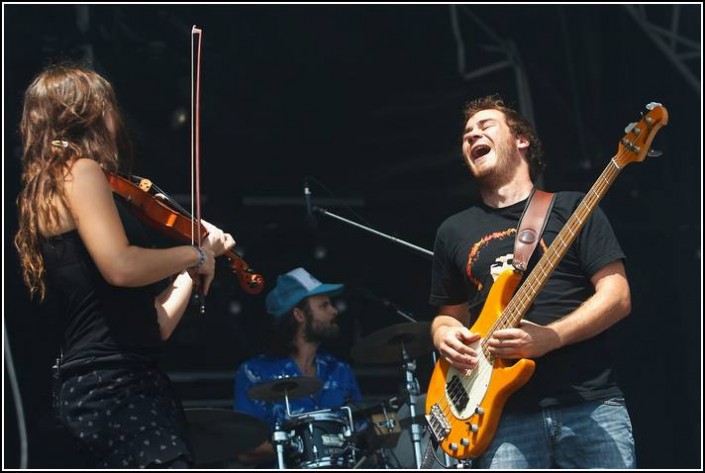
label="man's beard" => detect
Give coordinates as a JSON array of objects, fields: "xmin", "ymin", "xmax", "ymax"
[
  {"xmin": 470, "ymin": 138, "xmax": 519, "ymax": 187},
  {"xmin": 304, "ymin": 311, "xmax": 340, "ymax": 343}
]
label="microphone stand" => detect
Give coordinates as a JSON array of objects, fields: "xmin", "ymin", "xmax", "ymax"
[
  {"xmin": 310, "ymin": 195, "xmax": 435, "ymax": 468},
  {"xmin": 313, "ymin": 206, "xmax": 434, "ymax": 260},
  {"xmin": 390, "ymin": 305, "xmax": 417, "ymax": 324},
  {"xmin": 372, "ymin": 296, "xmax": 418, "ymax": 324}
]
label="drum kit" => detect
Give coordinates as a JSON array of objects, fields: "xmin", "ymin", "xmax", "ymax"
[{"xmin": 185, "ymin": 322, "xmax": 457, "ymax": 469}]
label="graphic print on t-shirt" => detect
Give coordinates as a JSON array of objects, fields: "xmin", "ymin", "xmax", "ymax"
[
  {"xmin": 465, "ymin": 228, "xmax": 515, "ymax": 292},
  {"xmin": 490, "ymin": 254, "xmax": 515, "ymax": 281},
  {"xmin": 466, "ymin": 228, "xmax": 548, "ymax": 293}
]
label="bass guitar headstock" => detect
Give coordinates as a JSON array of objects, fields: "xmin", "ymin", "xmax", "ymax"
[{"xmin": 614, "ymin": 102, "xmax": 669, "ymax": 168}]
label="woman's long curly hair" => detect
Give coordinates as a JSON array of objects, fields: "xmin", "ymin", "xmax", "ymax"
[{"xmin": 15, "ymin": 64, "xmax": 133, "ymax": 300}]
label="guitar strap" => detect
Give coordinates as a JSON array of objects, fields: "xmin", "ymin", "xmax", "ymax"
[{"xmin": 513, "ymin": 188, "xmax": 555, "ymax": 273}]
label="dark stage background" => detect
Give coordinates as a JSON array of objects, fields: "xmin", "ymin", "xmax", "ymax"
[{"xmin": 3, "ymin": 4, "xmax": 701, "ymax": 469}]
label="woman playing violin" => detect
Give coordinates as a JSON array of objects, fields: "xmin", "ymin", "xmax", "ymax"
[{"xmin": 14, "ymin": 63, "xmax": 234, "ymax": 468}]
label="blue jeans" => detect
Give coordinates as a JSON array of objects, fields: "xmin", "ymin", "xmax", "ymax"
[{"xmin": 475, "ymin": 398, "xmax": 635, "ymax": 469}]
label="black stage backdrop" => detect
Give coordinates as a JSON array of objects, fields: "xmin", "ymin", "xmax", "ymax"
[{"xmin": 3, "ymin": 4, "xmax": 701, "ymax": 469}]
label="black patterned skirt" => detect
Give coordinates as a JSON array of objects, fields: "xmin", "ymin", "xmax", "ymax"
[{"xmin": 58, "ymin": 364, "xmax": 193, "ymax": 468}]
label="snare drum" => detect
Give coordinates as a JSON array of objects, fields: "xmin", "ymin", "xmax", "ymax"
[{"xmin": 285, "ymin": 409, "xmax": 355, "ymax": 469}]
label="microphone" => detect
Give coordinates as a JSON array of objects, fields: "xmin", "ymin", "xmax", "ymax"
[{"xmin": 304, "ymin": 178, "xmax": 317, "ymax": 229}]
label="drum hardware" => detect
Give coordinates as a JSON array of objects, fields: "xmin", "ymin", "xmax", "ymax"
[
  {"xmin": 349, "ymin": 396, "xmax": 398, "ymax": 418},
  {"xmin": 400, "ymin": 341, "xmax": 424, "ymax": 469},
  {"xmin": 273, "ymin": 422, "xmax": 290, "ymax": 470},
  {"xmin": 368, "ymin": 402, "xmax": 401, "ymax": 449},
  {"xmin": 248, "ymin": 376, "xmax": 363, "ymax": 469},
  {"xmin": 352, "ymin": 323, "xmax": 433, "ymax": 469},
  {"xmin": 248, "ymin": 375, "xmax": 323, "ymax": 417},
  {"xmin": 250, "ymin": 376, "xmax": 339, "ymax": 469},
  {"xmin": 281, "ymin": 407, "xmax": 356, "ymax": 469},
  {"xmin": 345, "ymin": 396, "xmax": 403, "ymax": 468}
]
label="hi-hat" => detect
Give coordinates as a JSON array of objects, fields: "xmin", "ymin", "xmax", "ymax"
[
  {"xmin": 351, "ymin": 322, "xmax": 432, "ymax": 364},
  {"xmin": 248, "ymin": 376, "xmax": 323, "ymax": 402},
  {"xmin": 185, "ymin": 408, "xmax": 270, "ymax": 465}
]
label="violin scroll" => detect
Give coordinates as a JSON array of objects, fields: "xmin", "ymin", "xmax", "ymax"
[{"xmin": 226, "ymin": 252, "xmax": 265, "ymax": 295}]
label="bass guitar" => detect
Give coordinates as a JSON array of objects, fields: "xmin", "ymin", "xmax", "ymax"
[{"xmin": 425, "ymin": 102, "xmax": 668, "ymax": 459}]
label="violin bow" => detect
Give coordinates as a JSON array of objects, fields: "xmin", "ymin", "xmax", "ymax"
[{"xmin": 191, "ymin": 25, "xmax": 206, "ymax": 315}]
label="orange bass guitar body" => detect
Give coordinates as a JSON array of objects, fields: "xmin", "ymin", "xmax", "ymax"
[{"xmin": 425, "ymin": 270, "xmax": 535, "ymax": 459}]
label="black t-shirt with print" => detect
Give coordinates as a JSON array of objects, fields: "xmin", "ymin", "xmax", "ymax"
[{"xmin": 430, "ymin": 191, "xmax": 626, "ymax": 410}]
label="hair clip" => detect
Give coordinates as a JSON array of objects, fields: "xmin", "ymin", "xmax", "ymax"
[{"xmin": 51, "ymin": 140, "xmax": 69, "ymax": 148}]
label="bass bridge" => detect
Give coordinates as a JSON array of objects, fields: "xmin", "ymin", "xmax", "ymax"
[{"xmin": 426, "ymin": 403, "xmax": 451, "ymax": 442}]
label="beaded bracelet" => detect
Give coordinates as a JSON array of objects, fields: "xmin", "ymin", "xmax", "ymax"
[{"xmin": 191, "ymin": 246, "xmax": 206, "ymax": 270}]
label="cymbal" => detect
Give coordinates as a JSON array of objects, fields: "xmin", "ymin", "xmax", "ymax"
[
  {"xmin": 248, "ymin": 376, "xmax": 323, "ymax": 402},
  {"xmin": 349, "ymin": 398, "xmax": 385, "ymax": 414},
  {"xmin": 351, "ymin": 322, "xmax": 432, "ymax": 364},
  {"xmin": 184, "ymin": 408, "xmax": 270, "ymax": 465},
  {"xmin": 348, "ymin": 397, "xmax": 399, "ymax": 419}
]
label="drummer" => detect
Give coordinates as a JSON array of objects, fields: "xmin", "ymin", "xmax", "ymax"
[{"xmin": 233, "ymin": 267, "xmax": 363, "ymax": 465}]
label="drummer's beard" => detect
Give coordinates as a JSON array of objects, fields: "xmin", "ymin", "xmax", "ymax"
[{"xmin": 303, "ymin": 310, "xmax": 340, "ymax": 344}]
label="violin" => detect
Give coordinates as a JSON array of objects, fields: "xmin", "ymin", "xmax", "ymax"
[{"xmin": 106, "ymin": 171, "xmax": 265, "ymax": 295}]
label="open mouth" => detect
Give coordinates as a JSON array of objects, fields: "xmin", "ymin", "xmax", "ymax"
[{"xmin": 471, "ymin": 144, "xmax": 491, "ymax": 160}]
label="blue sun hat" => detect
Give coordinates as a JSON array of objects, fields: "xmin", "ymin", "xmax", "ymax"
[{"xmin": 265, "ymin": 267, "xmax": 345, "ymax": 317}]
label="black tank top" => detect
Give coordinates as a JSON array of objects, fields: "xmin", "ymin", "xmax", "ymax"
[{"xmin": 41, "ymin": 196, "xmax": 168, "ymax": 368}]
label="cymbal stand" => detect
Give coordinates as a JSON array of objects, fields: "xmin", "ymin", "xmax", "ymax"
[
  {"xmin": 273, "ymin": 388, "xmax": 294, "ymax": 470},
  {"xmin": 273, "ymin": 422, "xmax": 289, "ymax": 470},
  {"xmin": 283, "ymin": 388, "xmax": 292, "ymax": 417},
  {"xmin": 400, "ymin": 341, "xmax": 423, "ymax": 469}
]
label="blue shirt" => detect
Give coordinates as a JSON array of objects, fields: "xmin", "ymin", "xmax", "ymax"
[{"xmin": 234, "ymin": 352, "xmax": 362, "ymax": 430}]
